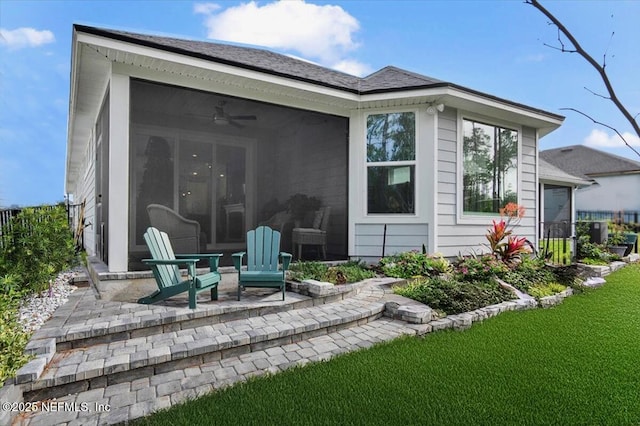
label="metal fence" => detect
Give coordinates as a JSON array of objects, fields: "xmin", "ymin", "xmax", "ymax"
[
  {"xmin": 0, "ymin": 202, "xmax": 85, "ymax": 251},
  {"xmin": 539, "ymin": 219, "xmax": 639, "ymax": 265},
  {"xmin": 539, "ymin": 221, "xmax": 575, "ymax": 265},
  {"xmin": 577, "ymin": 210, "xmax": 640, "ymax": 225}
]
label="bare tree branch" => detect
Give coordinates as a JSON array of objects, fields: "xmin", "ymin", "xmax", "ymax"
[
  {"xmin": 527, "ymin": 0, "xmax": 640, "ymax": 158},
  {"xmin": 584, "ymin": 87, "xmax": 610, "ymax": 100},
  {"xmin": 560, "ymin": 108, "xmax": 640, "ymax": 158}
]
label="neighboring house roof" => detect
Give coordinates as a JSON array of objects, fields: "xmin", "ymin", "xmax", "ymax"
[
  {"xmin": 538, "ymin": 158, "xmax": 591, "ymax": 186},
  {"xmin": 540, "ymin": 145, "xmax": 640, "ymax": 179},
  {"xmin": 74, "ymin": 25, "xmax": 563, "ymax": 120}
]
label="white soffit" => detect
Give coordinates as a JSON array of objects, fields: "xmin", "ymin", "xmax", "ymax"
[{"xmin": 77, "ymin": 32, "xmax": 359, "ymax": 113}]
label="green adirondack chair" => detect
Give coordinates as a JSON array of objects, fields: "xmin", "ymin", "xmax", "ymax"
[
  {"xmin": 232, "ymin": 226, "xmax": 292, "ymax": 301},
  {"xmin": 139, "ymin": 227, "xmax": 222, "ymax": 309}
]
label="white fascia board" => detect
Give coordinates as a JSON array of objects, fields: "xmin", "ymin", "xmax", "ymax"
[
  {"xmin": 358, "ymin": 87, "xmax": 449, "ymax": 107},
  {"xmin": 66, "ymin": 31, "xmax": 82, "ymax": 192},
  {"xmin": 75, "ymin": 32, "xmax": 360, "ymax": 105},
  {"xmin": 540, "ymin": 177, "xmax": 593, "ymax": 187},
  {"xmin": 442, "ymin": 87, "xmax": 564, "ymax": 134},
  {"xmin": 360, "ymin": 86, "xmax": 564, "ymax": 134}
]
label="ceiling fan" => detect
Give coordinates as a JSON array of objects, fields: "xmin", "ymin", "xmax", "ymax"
[{"xmin": 212, "ymin": 101, "xmax": 257, "ymax": 128}]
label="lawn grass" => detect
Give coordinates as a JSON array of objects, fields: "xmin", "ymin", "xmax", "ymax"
[
  {"xmin": 539, "ymin": 238, "xmax": 572, "ymax": 264},
  {"xmin": 133, "ymin": 263, "xmax": 640, "ymax": 426}
]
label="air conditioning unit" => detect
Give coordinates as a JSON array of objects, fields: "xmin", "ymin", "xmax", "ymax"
[{"xmin": 588, "ymin": 221, "xmax": 608, "ymax": 245}]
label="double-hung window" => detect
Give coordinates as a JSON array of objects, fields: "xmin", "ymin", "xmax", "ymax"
[
  {"xmin": 462, "ymin": 118, "xmax": 519, "ymax": 215},
  {"xmin": 366, "ymin": 112, "xmax": 416, "ymax": 214}
]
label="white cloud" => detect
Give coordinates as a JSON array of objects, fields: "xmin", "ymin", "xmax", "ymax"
[
  {"xmin": 0, "ymin": 27, "xmax": 55, "ymax": 50},
  {"xmin": 193, "ymin": 3, "xmax": 221, "ymax": 15},
  {"xmin": 331, "ymin": 59, "xmax": 372, "ymax": 77},
  {"xmin": 520, "ymin": 53, "xmax": 545, "ymax": 63},
  {"xmin": 194, "ymin": 0, "xmax": 369, "ymax": 75},
  {"xmin": 584, "ymin": 128, "xmax": 640, "ymax": 148}
]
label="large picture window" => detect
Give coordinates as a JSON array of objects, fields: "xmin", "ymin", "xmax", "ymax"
[
  {"xmin": 366, "ymin": 112, "xmax": 416, "ymax": 214},
  {"xmin": 463, "ymin": 119, "xmax": 518, "ymax": 214}
]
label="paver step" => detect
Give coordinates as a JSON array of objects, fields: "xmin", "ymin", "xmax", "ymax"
[
  {"xmin": 17, "ymin": 317, "xmax": 427, "ymax": 426},
  {"xmin": 22, "ymin": 296, "xmax": 387, "ymax": 402},
  {"xmin": 29, "ymin": 286, "xmax": 357, "ymax": 351}
]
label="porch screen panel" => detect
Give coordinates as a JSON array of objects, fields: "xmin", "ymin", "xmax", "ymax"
[
  {"xmin": 215, "ymin": 144, "xmax": 246, "ymax": 244},
  {"xmin": 179, "ymin": 140, "xmax": 213, "ymax": 245},
  {"xmin": 132, "ymin": 135, "xmax": 175, "ymax": 246}
]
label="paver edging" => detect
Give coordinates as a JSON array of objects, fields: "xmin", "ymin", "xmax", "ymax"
[{"xmin": 377, "ymin": 260, "xmax": 637, "ymax": 331}]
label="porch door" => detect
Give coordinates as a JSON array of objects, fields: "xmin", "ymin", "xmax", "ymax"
[
  {"xmin": 212, "ymin": 144, "xmax": 247, "ymax": 245},
  {"xmin": 177, "ymin": 137, "xmax": 253, "ymax": 249}
]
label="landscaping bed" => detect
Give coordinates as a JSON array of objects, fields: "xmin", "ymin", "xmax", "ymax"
[
  {"xmin": 131, "ymin": 264, "xmax": 640, "ymax": 426},
  {"xmin": 0, "ymin": 206, "xmax": 78, "ymax": 382},
  {"xmin": 377, "ymin": 203, "xmax": 585, "ymax": 316}
]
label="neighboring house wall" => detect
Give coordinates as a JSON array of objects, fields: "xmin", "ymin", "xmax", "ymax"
[
  {"xmin": 575, "ymin": 174, "xmax": 640, "ymax": 212},
  {"xmin": 436, "ymin": 109, "xmax": 537, "ymax": 257}
]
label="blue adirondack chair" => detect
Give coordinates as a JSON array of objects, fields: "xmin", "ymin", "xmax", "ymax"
[
  {"xmin": 232, "ymin": 226, "xmax": 292, "ymax": 301},
  {"xmin": 139, "ymin": 227, "xmax": 222, "ymax": 309}
]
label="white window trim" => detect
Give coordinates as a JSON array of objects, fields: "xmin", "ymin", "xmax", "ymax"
[
  {"xmin": 456, "ymin": 111, "xmax": 522, "ymax": 225},
  {"xmin": 364, "ymin": 109, "xmax": 419, "ymax": 217}
]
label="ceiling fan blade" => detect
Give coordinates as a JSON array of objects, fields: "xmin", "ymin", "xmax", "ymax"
[
  {"xmin": 229, "ymin": 115, "xmax": 257, "ymax": 121},
  {"xmin": 228, "ymin": 119, "xmax": 244, "ymax": 129}
]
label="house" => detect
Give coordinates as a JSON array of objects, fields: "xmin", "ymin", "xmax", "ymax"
[
  {"xmin": 540, "ymin": 145, "xmax": 640, "ymax": 222},
  {"xmin": 538, "ymin": 158, "xmax": 591, "ymax": 239},
  {"xmin": 65, "ymin": 25, "xmax": 564, "ymax": 273}
]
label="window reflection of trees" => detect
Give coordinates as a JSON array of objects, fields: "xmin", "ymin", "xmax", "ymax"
[
  {"xmin": 463, "ymin": 120, "xmax": 518, "ymax": 214},
  {"xmin": 366, "ymin": 112, "xmax": 416, "ymax": 214},
  {"xmin": 367, "ymin": 112, "xmax": 415, "ymax": 162}
]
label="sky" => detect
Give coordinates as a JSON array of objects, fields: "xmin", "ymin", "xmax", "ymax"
[{"xmin": 0, "ymin": 0, "xmax": 639, "ymax": 207}]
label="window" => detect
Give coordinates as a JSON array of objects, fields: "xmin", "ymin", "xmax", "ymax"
[
  {"xmin": 366, "ymin": 112, "xmax": 416, "ymax": 214},
  {"xmin": 462, "ymin": 118, "xmax": 518, "ymax": 214}
]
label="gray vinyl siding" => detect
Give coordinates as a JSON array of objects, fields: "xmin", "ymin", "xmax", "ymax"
[
  {"xmin": 354, "ymin": 223, "xmax": 428, "ymax": 262},
  {"xmin": 76, "ymin": 138, "xmax": 96, "ymax": 257},
  {"xmin": 436, "ymin": 108, "xmax": 538, "ymax": 257},
  {"xmin": 518, "ymin": 126, "xmax": 538, "ymax": 242},
  {"xmin": 436, "ymin": 108, "xmax": 466, "ymax": 257}
]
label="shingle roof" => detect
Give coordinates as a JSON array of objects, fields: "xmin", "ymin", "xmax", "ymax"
[
  {"xmin": 359, "ymin": 66, "xmax": 445, "ymax": 92},
  {"xmin": 540, "ymin": 145, "xmax": 640, "ymax": 179},
  {"xmin": 73, "ymin": 24, "xmax": 563, "ymax": 120},
  {"xmin": 538, "ymin": 158, "xmax": 591, "ymax": 186},
  {"xmin": 77, "ymin": 25, "xmax": 363, "ymax": 92}
]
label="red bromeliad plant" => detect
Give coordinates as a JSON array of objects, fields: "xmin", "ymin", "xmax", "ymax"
[{"xmin": 486, "ymin": 203, "xmax": 531, "ymax": 266}]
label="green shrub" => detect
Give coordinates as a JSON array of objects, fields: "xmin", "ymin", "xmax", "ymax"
[
  {"xmin": 380, "ymin": 251, "xmax": 452, "ymax": 279},
  {"xmin": 575, "ymin": 221, "xmax": 612, "ymax": 263},
  {"xmin": 0, "ymin": 206, "xmax": 76, "ymax": 293},
  {"xmin": 0, "ymin": 291, "xmax": 32, "ymax": 382},
  {"xmin": 548, "ymin": 264, "xmax": 584, "ymax": 289},
  {"xmin": 394, "ymin": 276, "xmax": 514, "ymax": 315},
  {"xmin": 527, "ymin": 282, "xmax": 567, "ymax": 299},
  {"xmin": 288, "ymin": 261, "xmax": 329, "ymax": 282},
  {"xmin": 454, "ymin": 254, "xmax": 509, "ymax": 283},
  {"xmin": 325, "ymin": 262, "xmax": 375, "ymax": 284},
  {"xmin": 288, "ymin": 261, "xmax": 375, "ymax": 284},
  {"xmin": 501, "ymin": 257, "xmax": 556, "ymax": 292}
]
